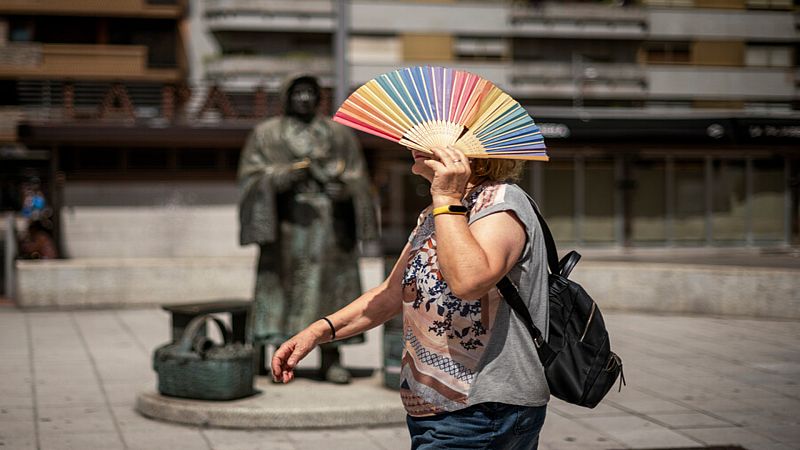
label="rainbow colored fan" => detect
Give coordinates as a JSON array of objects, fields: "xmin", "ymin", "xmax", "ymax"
[{"xmin": 333, "ymin": 66, "xmax": 547, "ymax": 161}]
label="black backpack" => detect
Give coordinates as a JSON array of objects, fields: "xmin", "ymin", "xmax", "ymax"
[{"xmin": 495, "ymin": 196, "xmax": 625, "ymax": 408}]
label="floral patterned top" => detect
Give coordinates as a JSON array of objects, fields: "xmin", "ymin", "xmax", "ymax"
[{"xmin": 399, "ymin": 180, "xmax": 550, "ymax": 417}]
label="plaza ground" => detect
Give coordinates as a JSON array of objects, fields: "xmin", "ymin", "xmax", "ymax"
[{"xmin": 0, "ymin": 306, "xmax": 798, "ymax": 450}]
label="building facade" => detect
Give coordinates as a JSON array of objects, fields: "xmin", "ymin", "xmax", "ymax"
[{"xmin": 2, "ymin": 0, "xmax": 799, "ymax": 263}]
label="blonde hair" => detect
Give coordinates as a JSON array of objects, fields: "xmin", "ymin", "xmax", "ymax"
[{"xmin": 470, "ymin": 158, "xmax": 525, "ymax": 182}]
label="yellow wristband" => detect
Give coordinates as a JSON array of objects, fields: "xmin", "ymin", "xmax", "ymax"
[{"xmin": 432, "ymin": 205, "xmax": 468, "ymax": 217}]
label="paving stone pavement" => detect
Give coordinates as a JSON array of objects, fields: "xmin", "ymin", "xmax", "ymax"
[{"xmin": 1, "ymin": 307, "xmax": 798, "ymax": 450}]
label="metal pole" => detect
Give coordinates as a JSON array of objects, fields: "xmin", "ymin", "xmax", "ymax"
[
  {"xmin": 334, "ymin": 0, "xmax": 350, "ymax": 109},
  {"xmin": 785, "ymin": 156, "xmax": 792, "ymax": 246},
  {"xmin": 4, "ymin": 213, "xmax": 15, "ymax": 300},
  {"xmin": 745, "ymin": 156, "xmax": 753, "ymax": 246},
  {"xmin": 665, "ymin": 155, "xmax": 674, "ymax": 247},
  {"xmin": 575, "ymin": 155, "xmax": 585, "ymax": 246},
  {"xmin": 614, "ymin": 155, "xmax": 625, "ymax": 247},
  {"xmin": 705, "ymin": 155, "xmax": 713, "ymax": 246},
  {"xmin": 571, "ymin": 53, "xmax": 583, "ymax": 111}
]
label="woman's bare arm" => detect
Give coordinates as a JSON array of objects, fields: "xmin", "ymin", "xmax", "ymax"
[
  {"xmin": 271, "ymin": 242, "xmax": 413, "ymax": 383},
  {"xmin": 422, "ymin": 146, "xmax": 526, "ymax": 300},
  {"xmin": 433, "ymin": 210, "xmax": 526, "ymax": 300}
]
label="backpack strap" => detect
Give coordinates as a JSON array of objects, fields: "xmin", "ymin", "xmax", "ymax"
[
  {"xmin": 494, "ymin": 193, "xmax": 562, "ymax": 367},
  {"xmin": 523, "ymin": 193, "xmax": 560, "ymax": 276},
  {"xmin": 497, "ymin": 276, "xmax": 557, "ymax": 367}
]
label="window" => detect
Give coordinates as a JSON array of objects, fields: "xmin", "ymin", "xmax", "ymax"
[
  {"xmin": 349, "ymin": 36, "xmax": 401, "ymax": 64},
  {"xmin": 454, "ymin": 37, "xmax": 508, "ymax": 61},
  {"xmin": 745, "ymin": 45, "xmax": 793, "ymax": 67},
  {"xmin": 643, "ymin": 42, "xmax": 691, "ymax": 64}
]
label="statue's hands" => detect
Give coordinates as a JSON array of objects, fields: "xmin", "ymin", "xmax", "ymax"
[
  {"xmin": 289, "ymin": 158, "xmax": 311, "ymax": 183},
  {"xmin": 324, "ymin": 181, "xmax": 348, "ymax": 200},
  {"xmin": 271, "ymin": 326, "xmax": 325, "ymax": 384},
  {"xmin": 269, "ymin": 159, "xmax": 310, "ymax": 191}
]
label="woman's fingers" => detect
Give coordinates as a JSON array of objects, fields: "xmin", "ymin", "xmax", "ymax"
[
  {"xmin": 271, "ymin": 334, "xmax": 318, "ymax": 383},
  {"xmin": 423, "ymin": 159, "xmax": 445, "ymax": 172},
  {"xmin": 271, "ymin": 341, "xmax": 298, "ymax": 383}
]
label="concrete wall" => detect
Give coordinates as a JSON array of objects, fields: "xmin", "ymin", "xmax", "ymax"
[
  {"xmin": 16, "ymin": 256, "xmax": 385, "ymax": 309},
  {"xmin": 17, "ymin": 253, "xmax": 800, "ymax": 320},
  {"xmin": 16, "ymin": 256, "xmax": 255, "ymax": 308},
  {"xmin": 572, "ymin": 261, "xmax": 800, "ymax": 319},
  {"xmin": 62, "ymin": 181, "xmax": 252, "ymax": 259}
]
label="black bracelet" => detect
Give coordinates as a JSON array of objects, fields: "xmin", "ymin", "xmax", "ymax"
[{"xmin": 320, "ymin": 317, "xmax": 336, "ymax": 341}]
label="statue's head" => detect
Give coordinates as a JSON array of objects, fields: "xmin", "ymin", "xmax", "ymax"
[{"xmin": 285, "ymin": 76, "xmax": 321, "ymax": 122}]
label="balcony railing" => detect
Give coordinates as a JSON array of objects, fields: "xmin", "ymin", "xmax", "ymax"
[
  {"xmin": 204, "ymin": 0, "xmax": 333, "ymax": 15},
  {"xmin": 206, "ymin": 55, "xmax": 334, "ymax": 79},
  {"xmin": 204, "ymin": 0, "xmax": 335, "ymax": 32},
  {"xmin": 511, "ymin": 2, "xmax": 647, "ymax": 37},
  {"xmin": 0, "ymin": 44, "xmax": 180, "ymax": 82},
  {"xmin": 513, "ymin": 62, "xmax": 646, "ymax": 82},
  {"xmin": 0, "ymin": 0, "xmax": 184, "ymax": 18},
  {"xmin": 12, "ymin": 80, "xmax": 335, "ymax": 127}
]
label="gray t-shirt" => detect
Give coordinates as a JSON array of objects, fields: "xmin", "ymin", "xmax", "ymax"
[
  {"xmin": 399, "ymin": 181, "xmax": 550, "ymax": 417},
  {"xmin": 466, "ymin": 182, "xmax": 550, "ymax": 409}
]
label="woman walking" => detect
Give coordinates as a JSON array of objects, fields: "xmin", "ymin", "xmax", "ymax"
[{"xmin": 272, "ymin": 145, "xmax": 550, "ymax": 449}]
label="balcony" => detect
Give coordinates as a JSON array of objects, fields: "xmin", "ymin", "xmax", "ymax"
[
  {"xmin": 0, "ymin": 108, "xmax": 23, "ymax": 142},
  {"xmin": 0, "ymin": 0, "xmax": 184, "ymax": 18},
  {"xmin": 205, "ymin": 55, "xmax": 334, "ymax": 88},
  {"xmin": 351, "ymin": 1, "xmax": 508, "ymax": 35},
  {"xmin": 511, "ymin": 3, "xmax": 647, "ymax": 39},
  {"xmin": 511, "ymin": 62, "xmax": 647, "ymax": 99},
  {"xmin": 647, "ymin": 66, "xmax": 796, "ymax": 100},
  {"xmin": 350, "ymin": 62, "xmax": 512, "ymax": 90},
  {"xmin": 0, "ymin": 44, "xmax": 180, "ymax": 82},
  {"xmin": 205, "ymin": 0, "xmax": 335, "ymax": 32},
  {"xmin": 648, "ymin": 8, "xmax": 796, "ymax": 41}
]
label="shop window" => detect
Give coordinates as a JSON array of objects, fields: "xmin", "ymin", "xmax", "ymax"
[
  {"xmin": 128, "ymin": 149, "xmax": 169, "ymax": 170},
  {"xmin": 631, "ymin": 158, "xmax": 667, "ymax": 243},
  {"xmin": 752, "ymin": 157, "xmax": 784, "ymax": 241},
  {"xmin": 583, "ymin": 159, "xmax": 615, "ymax": 244},
  {"xmin": 711, "ymin": 159, "xmax": 747, "ymax": 243},
  {"xmin": 177, "ymin": 150, "xmax": 218, "ymax": 169},
  {"xmin": 672, "ymin": 159, "xmax": 706, "ymax": 244},
  {"xmin": 541, "ymin": 160, "xmax": 575, "ymax": 245}
]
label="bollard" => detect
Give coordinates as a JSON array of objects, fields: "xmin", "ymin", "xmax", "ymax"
[{"xmin": 4, "ymin": 212, "xmax": 16, "ymax": 300}]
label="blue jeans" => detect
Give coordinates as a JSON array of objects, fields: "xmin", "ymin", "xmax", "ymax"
[{"xmin": 406, "ymin": 402, "xmax": 547, "ymax": 450}]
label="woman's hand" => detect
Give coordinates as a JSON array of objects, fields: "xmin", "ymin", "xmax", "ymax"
[
  {"xmin": 271, "ymin": 324, "xmax": 326, "ymax": 383},
  {"xmin": 424, "ymin": 146, "xmax": 471, "ymax": 207}
]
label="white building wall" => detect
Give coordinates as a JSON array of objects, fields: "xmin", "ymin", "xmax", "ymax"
[
  {"xmin": 648, "ymin": 9, "xmax": 796, "ymax": 41},
  {"xmin": 647, "ymin": 66, "xmax": 796, "ymax": 99}
]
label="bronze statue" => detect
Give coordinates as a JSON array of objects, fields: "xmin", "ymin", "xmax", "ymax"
[{"xmin": 238, "ymin": 75, "xmax": 378, "ymax": 384}]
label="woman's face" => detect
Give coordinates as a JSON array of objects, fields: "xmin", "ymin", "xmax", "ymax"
[{"xmin": 410, "ymin": 150, "xmax": 435, "ymax": 182}]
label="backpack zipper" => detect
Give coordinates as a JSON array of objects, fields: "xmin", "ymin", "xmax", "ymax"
[{"xmin": 579, "ymin": 302, "xmax": 597, "ymax": 342}]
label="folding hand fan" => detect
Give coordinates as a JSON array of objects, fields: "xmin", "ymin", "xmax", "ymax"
[{"xmin": 333, "ymin": 66, "xmax": 547, "ymax": 160}]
